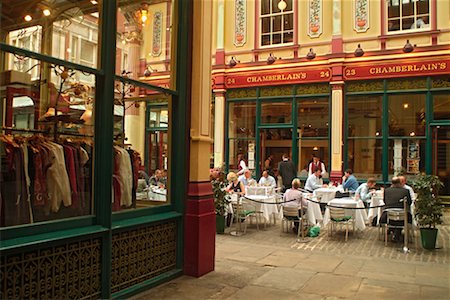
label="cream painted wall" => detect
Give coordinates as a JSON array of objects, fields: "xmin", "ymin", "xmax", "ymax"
[{"xmin": 342, "ymin": 0, "xmax": 381, "ymax": 40}]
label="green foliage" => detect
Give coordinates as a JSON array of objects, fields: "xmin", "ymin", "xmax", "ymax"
[
  {"xmin": 211, "ymin": 168, "xmax": 230, "ymax": 216},
  {"xmin": 412, "ymin": 174, "xmax": 444, "ymax": 229}
]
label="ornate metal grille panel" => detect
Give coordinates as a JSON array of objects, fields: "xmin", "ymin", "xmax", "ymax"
[
  {"xmin": 296, "ymin": 83, "xmax": 329, "ymax": 95},
  {"xmin": 260, "ymin": 85, "xmax": 293, "ymax": 97},
  {"xmin": 346, "ymin": 81, "xmax": 384, "ymax": 93},
  {"xmin": 111, "ymin": 221, "xmax": 177, "ymax": 293},
  {"xmin": 227, "ymin": 88, "xmax": 257, "ymax": 99},
  {"xmin": 431, "ymin": 76, "xmax": 450, "ymax": 89},
  {"xmin": 1, "ymin": 238, "xmax": 101, "ymax": 300}
]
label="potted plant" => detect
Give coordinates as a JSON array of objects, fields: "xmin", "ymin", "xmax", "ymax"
[
  {"xmin": 412, "ymin": 174, "xmax": 444, "ymax": 250},
  {"xmin": 211, "ymin": 168, "xmax": 230, "ymax": 234}
]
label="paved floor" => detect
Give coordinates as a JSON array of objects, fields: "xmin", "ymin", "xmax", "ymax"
[{"xmin": 131, "ymin": 209, "xmax": 450, "ymax": 299}]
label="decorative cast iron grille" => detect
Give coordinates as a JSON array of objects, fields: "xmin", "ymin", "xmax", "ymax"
[
  {"xmin": 431, "ymin": 76, "xmax": 450, "ymax": 89},
  {"xmin": 1, "ymin": 238, "xmax": 101, "ymax": 300},
  {"xmin": 296, "ymin": 83, "xmax": 329, "ymax": 95},
  {"xmin": 387, "ymin": 78, "xmax": 427, "ymax": 90},
  {"xmin": 111, "ymin": 221, "xmax": 177, "ymax": 293},
  {"xmin": 260, "ymin": 85, "xmax": 293, "ymax": 97},
  {"xmin": 346, "ymin": 81, "xmax": 384, "ymax": 93},
  {"xmin": 227, "ymin": 88, "xmax": 257, "ymax": 99}
]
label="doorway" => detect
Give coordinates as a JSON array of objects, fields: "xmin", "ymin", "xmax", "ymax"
[
  {"xmin": 259, "ymin": 128, "xmax": 292, "ymax": 177},
  {"xmin": 432, "ymin": 125, "xmax": 450, "ymax": 200}
]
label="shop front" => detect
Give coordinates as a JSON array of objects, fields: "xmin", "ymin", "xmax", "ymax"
[{"xmin": 215, "ymin": 56, "xmax": 450, "ymax": 198}]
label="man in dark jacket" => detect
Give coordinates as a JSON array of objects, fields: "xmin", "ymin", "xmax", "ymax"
[
  {"xmin": 278, "ymin": 154, "xmax": 297, "ymax": 192},
  {"xmin": 380, "ymin": 177, "xmax": 412, "ymax": 242}
]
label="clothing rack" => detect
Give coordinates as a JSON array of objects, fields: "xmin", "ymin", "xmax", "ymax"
[
  {"xmin": 57, "ymin": 131, "xmax": 94, "ymax": 138},
  {"xmin": 1, "ymin": 126, "xmax": 50, "ymax": 134}
]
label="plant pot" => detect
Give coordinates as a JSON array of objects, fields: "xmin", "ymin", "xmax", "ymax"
[
  {"xmin": 357, "ymin": 19, "xmax": 366, "ymax": 27},
  {"xmin": 420, "ymin": 228, "xmax": 438, "ymax": 250},
  {"xmin": 216, "ymin": 215, "xmax": 226, "ymax": 234}
]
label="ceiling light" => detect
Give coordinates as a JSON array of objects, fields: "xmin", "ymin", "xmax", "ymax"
[
  {"xmin": 410, "ymin": 132, "xmax": 415, "ymax": 136},
  {"xmin": 43, "ymin": 9, "xmax": 51, "ymax": 16},
  {"xmin": 24, "ymin": 15, "xmax": 32, "ymax": 22},
  {"xmin": 90, "ymin": 0, "xmax": 98, "ymax": 4},
  {"xmin": 403, "ymin": 103, "xmax": 409, "ymax": 109},
  {"xmin": 140, "ymin": 4, "xmax": 149, "ymax": 25}
]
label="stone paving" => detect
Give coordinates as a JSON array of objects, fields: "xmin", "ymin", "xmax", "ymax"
[{"xmin": 131, "ymin": 208, "xmax": 450, "ymax": 299}]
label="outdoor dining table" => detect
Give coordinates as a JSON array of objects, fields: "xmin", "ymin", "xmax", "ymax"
[
  {"xmin": 323, "ymin": 197, "xmax": 368, "ymax": 230},
  {"xmin": 147, "ymin": 186, "xmax": 167, "ymax": 201},
  {"xmin": 314, "ymin": 186, "xmax": 344, "ymax": 203}
]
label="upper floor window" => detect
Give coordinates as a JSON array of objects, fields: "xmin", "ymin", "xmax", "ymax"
[
  {"xmin": 260, "ymin": 0, "xmax": 293, "ymax": 46},
  {"xmin": 387, "ymin": 0, "xmax": 430, "ymax": 32}
]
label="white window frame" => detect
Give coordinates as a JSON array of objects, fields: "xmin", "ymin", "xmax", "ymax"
[
  {"xmin": 386, "ymin": 0, "xmax": 431, "ymax": 34},
  {"xmin": 259, "ymin": 0, "xmax": 294, "ymax": 48}
]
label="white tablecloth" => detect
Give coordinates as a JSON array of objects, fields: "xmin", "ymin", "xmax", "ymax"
[
  {"xmin": 323, "ymin": 197, "xmax": 367, "ymax": 230},
  {"xmin": 314, "ymin": 186, "xmax": 343, "ymax": 203},
  {"xmin": 243, "ymin": 195, "xmax": 279, "ymax": 222},
  {"xmin": 147, "ymin": 187, "xmax": 167, "ymax": 201}
]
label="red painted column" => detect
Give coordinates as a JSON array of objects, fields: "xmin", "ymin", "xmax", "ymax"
[{"xmin": 184, "ymin": 182, "xmax": 215, "ymax": 277}]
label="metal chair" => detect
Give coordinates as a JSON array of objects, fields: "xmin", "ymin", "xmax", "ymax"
[
  {"xmin": 328, "ymin": 207, "xmax": 355, "ymax": 242},
  {"xmin": 281, "ymin": 204, "xmax": 308, "ymax": 240},
  {"xmin": 231, "ymin": 200, "xmax": 261, "ymax": 234},
  {"xmin": 383, "ymin": 208, "xmax": 414, "ymax": 246}
]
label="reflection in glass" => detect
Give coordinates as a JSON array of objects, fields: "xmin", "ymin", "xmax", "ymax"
[
  {"xmin": 388, "ymin": 94, "xmax": 425, "ymax": 137},
  {"xmin": 433, "ymin": 94, "xmax": 450, "ymax": 120},
  {"xmin": 347, "ymin": 139, "xmax": 382, "ymax": 180},
  {"xmin": 388, "ymin": 139, "xmax": 425, "ymax": 181},
  {"xmin": 261, "ymin": 101, "xmax": 291, "ymax": 124},
  {"xmin": 112, "ymin": 81, "xmax": 171, "ymax": 210},
  {"xmin": 348, "ymin": 96, "xmax": 382, "ymax": 137},
  {"xmin": 298, "ymin": 98, "xmax": 329, "ymax": 138},
  {"xmin": 3, "ymin": 1, "xmax": 101, "ymax": 67},
  {"xmin": 229, "ymin": 102, "xmax": 256, "ymax": 138},
  {"xmin": 1, "ymin": 60, "xmax": 96, "ymax": 227},
  {"xmin": 117, "ymin": 0, "xmax": 175, "ymax": 89}
]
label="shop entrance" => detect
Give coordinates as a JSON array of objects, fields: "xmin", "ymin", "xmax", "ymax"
[
  {"xmin": 259, "ymin": 128, "xmax": 293, "ymax": 177},
  {"xmin": 432, "ymin": 125, "xmax": 450, "ymax": 200}
]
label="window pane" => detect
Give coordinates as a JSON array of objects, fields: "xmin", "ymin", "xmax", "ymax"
[
  {"xmin": 3, "ymin": 1, "xmax": 101, "ymax": 67},
  {"xmin": 1, "ymin": 60, "xmax": 96, "ymax": 227},
  {"xmin": 348, "ymin": 96, "xmax": 382, "ymax": 137},
  {"xmin": 402, "ymin": 1, "xmax": 414, "ymax": 16},
  {"xmin": 298, "ymin": 140, "xmax": 329, "ymax": 179},
  {"xmin": 347, "ymin": 139, "xmax": 382, "ymax": 181},
  {"xmin": 113, "ymin": 82, "xmax": 171, "ymax": 209},
  {"xmin": 298, "ymin": 98, "xmax": 329, "ymax": 138},
  {"xmin": 388, "ymin": 19, "xmax": 401, "ymax": 31},
  {"xmin": 261, "ymin": 0, "xmax": 271, "ymax": 15},
  {"xmin": 433, "ymin": 94, "xmax": 450, "ymax": 120},
  {"xmin": 228, "ymin": 139, "xmax": 256, "ymax": 173},
  {"xmin": 387, "ymin": 0, "xmax": 429, "ymax": 32},
  {"xmin": 284, "ymin": 15, "xmax": 293, "ymax": 30},
  {"xmin": 261, "ymin": 101, "xmax": 292, "ymax": 124},
  {"xmin": 262, "ymin": 17, "xmax": 271, "ymax": 33},
  {"xmin": 261, "ymin": 35, "xmax": 271, "ymax": 46},
  {"xmin": 283, "ymin": 32, "xmax": 293, "ymax": 43},
  {"xmin": 272, "ymin": 33, "xmax": 281, "ymax": 44},
  {"xmin": 402, "ymin": 17, "xmax": 414, "ymax": 30},
  {"xmin": 273, "ymin": 15, "xmax": 282, "ymax": 32},
  {"xmin": 229, "ymin": 102, "xmax": 256, "ymax": 138},
  {"xmin": 388, "ymin": 139, "xmax": 425, "ymax": 180},
  {"xmin": 388, "ymin": 3, "xmax": 400, "ymax": 18},
  {"xmin": 117, "ymin": 0, "xmax": 176, "ymax": 89},
  {"xmin": 388, "ymin": 94, "xmax": 425, "ymax": 137}
]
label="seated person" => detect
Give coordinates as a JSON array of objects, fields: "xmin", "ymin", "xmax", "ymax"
[
  {"xmin": 258, "ymin": 170, "xmax": 276, "ymax": 188},
  {"xmin": 226, "ymin": 172, "xmax": 245, "ymax": 196},
  {"xmin": 149, "ymin": 169, "xmax": 162, "ymax": 186},
  {"xmin": 238, "ymin": 169, "xmax": 256, "ymax": 187},
  {"xmin": 283, "ymin": 179, "xmax": 309, "ymax": 233},
  {"xmin": 304, "ymin": 168, "xmax": 326, "ymax": 192},
  {"xmin": 355, "ymin": 177, "xmax": 377, "ymax": 205},
  {"xmin": 399, "ymin": 175, "xmax": 416, "ymax": 202},
  {"xmin": 342, "ymin": 169, "xmax": 359, "ymax": 192},
  {"xmin": 138, "ymin": 170, "xmax": 150, "ymax": 186},
  {"xmin": 410, "ymin": 16, "xmax": 429, "ymax": 29},
  {"xmin": 380, "ymin": 177, "xmax": 412, "ymax": 242}
]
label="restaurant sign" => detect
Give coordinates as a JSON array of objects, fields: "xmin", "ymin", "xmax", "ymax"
[
  {"xmin": 225, "ymin": 67, "xmax": 331, "ymax": 88},
  {"xmin": 344, "ymin": 59, "xmax": 450, "ymax": 80}
]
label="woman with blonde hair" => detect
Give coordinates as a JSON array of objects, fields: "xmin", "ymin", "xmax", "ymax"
[{"xmin": 226, "ymin": 172, "xmax": 245, "ymax": 196}]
